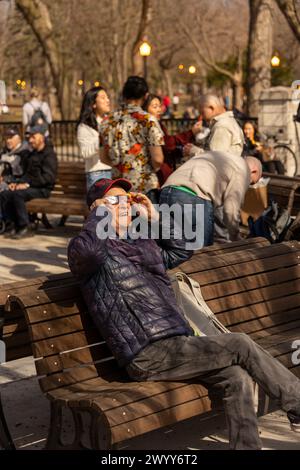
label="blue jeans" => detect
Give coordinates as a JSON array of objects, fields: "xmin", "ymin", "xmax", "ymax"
[
  {"xmin": 86, "ymin": 170, "xmax": 112, "ymax": 191},
  {"xmin": 159, "ymin": 186, "xmax": 214, "ymax": 250}
]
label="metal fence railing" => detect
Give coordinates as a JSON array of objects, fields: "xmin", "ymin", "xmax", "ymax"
[
  {"xmin": 0, "ymin": 116, "xmax": 257, "ymax": 161},
  {"xmin": 0, "ymin": 119, "xmax": 200, "ymax": 161}
]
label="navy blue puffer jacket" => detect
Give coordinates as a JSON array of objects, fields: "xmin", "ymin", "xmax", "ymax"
[{"xmin": 68, "ymin": 210, "xmax": 193, "ymax": 367}]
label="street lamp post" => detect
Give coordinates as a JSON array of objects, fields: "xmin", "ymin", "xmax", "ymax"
[
  {"xmin": 139, "ymin": 41, "xmax": 152, "ymax": 81},
  {"xmin": 188, "ymin": 65, "xmax": 197, "ymax": 100}
]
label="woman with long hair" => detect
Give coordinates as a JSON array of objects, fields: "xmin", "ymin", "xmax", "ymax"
[
  {"xmin": 77, "ymin": 86, "xmax": 112, "ymax": 189},
  {"xmin": 143, "ymin": 94, "xmax": 202, "ymax": 185}
]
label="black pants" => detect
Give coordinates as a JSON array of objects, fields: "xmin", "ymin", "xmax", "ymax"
[
  {"xmin": 0, "ymin": 188, "xmax": 50, "ymax": 228},
  {"xmin": 127, "ymin": 334, "xmax": 300, "ymax": 450}
]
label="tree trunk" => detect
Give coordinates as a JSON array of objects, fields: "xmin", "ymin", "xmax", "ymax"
[
  {"xmin": 246, "ymin": 0, "xmax": 273, "ymax": 116},
  {"xmin": 232, "ymin": 68, "xmax": 244, "ymax": 110},
  {"xmin": 162, "ymin": 69, "xmax": 173, "ymax": 100},
  {"xmin": 0, "ymin": 1, "xmax": 11, "ymax": 71},
  {"xmin": 131, "ymin": 0, "xmax": 153, "ymax": 77},
  {"xmin": 275, "ymin": 0, "xmax": 300, "ymax": 42},
  {"xmin": 15, "ymin": 0, "xmax": 66, "ymax": 118}
]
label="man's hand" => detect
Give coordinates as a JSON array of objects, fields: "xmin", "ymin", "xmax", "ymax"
[
  {"xmin": 15, "ymin": 183, "xmax": 29, "ymax": 190},
  {"xmin": 8, "ymin": 183, "xmax": 17, "ymax": 191},
  {"xmin": 183, "ymin": 143, "xmax": 200, "ymax": 159},
  {"xmin": 129, "ymin": 192, "xmax": 159, "ymax": 223},
  {"xmin": 90, "ymin": 198, "xmax": 108, "ymax": 211},
  {"xmin": 192, "ymin": 120, "xmax": 203, "ymax": 136}
]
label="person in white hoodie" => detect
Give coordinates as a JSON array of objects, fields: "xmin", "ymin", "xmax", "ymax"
[{"xmin": 77, "ymin": 86, "xmax": 112, "ymax": 190}]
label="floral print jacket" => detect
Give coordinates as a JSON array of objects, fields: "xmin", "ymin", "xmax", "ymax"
[{"xmin": 100, "ymin": 104, "xmax": 164, "ymax": 193}]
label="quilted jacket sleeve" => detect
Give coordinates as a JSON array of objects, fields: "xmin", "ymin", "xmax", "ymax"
[
  {"xmin": 68, "ymin": 209, "xmax": 109, "ymax": 278},
  {"xmin": 157, "ymin": 236, "xmax": 193, "ymax": 270}
]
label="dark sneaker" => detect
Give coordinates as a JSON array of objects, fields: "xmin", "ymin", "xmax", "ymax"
[
  {"xmin": 287, "ymin": 410, "xmax": 300, "ymax": 433},
  {"xmin": 11, "ymin": 226, "xmax": 34, "ymax": 239},
  {"xmin": 3, "ymin": 223, "xmax": 16, "ymax": 238}
]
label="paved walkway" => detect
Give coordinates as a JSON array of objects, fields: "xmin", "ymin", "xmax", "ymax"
[
  {"xmin": 0, "ymin": 217, "xmax": 300, "ymax": 450},
  {"xmin": 0, "ymin": 216, "xmax": 79, "ymax": 284}
]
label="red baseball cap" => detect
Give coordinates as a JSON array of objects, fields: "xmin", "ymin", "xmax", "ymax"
[{"xmin": 86, "ymin": 178, "xmax": 132, "ymax": 207}]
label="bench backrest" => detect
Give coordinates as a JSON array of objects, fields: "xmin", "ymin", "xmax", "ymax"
[
  {"xmin": 5, "ymin": 240, "xmax": 300, "ymax": 391},
  {"xmin": 51, "ymin": 161, "xmax": 86, "ymax": 199},
  {"xmin": 0, "ymin": 273, "xmax": 74, "ymax": 361},
  {"xmin": 263, "ymin": 172, "xmax": 300, "ymax": 216}
]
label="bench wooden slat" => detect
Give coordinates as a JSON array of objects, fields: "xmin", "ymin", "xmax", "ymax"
[
  {"xmin": 217, "ymin": 292, "xmax": 300, "ymax": 326},
  {"xmin": 201, "ymin": 266, "xmax": 300, "ymax": 300},
  {"xmin": 35, "ymin": 343, "xmax": 112, "ymax": 375},
  {"xmin": 206, "ymin": 279, "xmax": 300, "ymax": 314},
  {"xmin": 29, "ymin": 314, "xmax": 95, "ymax": 342},
  {"xmin": 97, "ymin": 384, "xmax": 208, "ymax": 427},
  {"xmin": 39, "ymin": 361, "xmax": 124, "ymax": 392},
  {"xmin": 255, "ymin": 326, "xmax": 300, "ymax": 349},
  {"xmin": 196, "ymin": 237, "xmax": 269, "ymax": 256},
  {"xmin": 189, "ymin": 251, "xmax": 300, "ymax": 284},
  {"xmin": 110, "ymin": 396, "xmax": 212, "ymax": 444},
  {"xmin": 8, "ymin": 288, "xmax": 82, "ymax": 308},
  {"xmin": 31, "ymin": 330, "xmax": 102, "ymax": 358},
  {"xmin": 26, "ymin": 300, "xmax": 86, "ymax": 323},
  {"xmin": 231, "ymin": 308, "xmax": 300, "ymax": 336},
  {"xmin": 179, "ymin": 243, "xmax": 300, "ymax": 275},
  {"xmin": 48, "ymin": 380, "xmax": 188, "ymax": 406}
]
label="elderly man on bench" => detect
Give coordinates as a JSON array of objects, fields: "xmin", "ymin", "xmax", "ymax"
[{"xmin": 68, "ymin": 177, "xmax": 300, "ymax": 450}]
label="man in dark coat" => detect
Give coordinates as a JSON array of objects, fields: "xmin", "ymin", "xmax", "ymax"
[
  {"xmin": 0, "ymin": 124, "xmax": 57, "ymax": 238},
  {"xmin": 68, "ymin": 178, "xmax": 300, "ymax": 450},
  {"xmin": 0, "ymin": 127, "xmax": 30, "ymax": 184}
]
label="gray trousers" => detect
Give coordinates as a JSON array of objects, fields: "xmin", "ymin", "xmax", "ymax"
[{"xmin": 127, "ymin": 333, "xmax": 300, "ymax": 450}]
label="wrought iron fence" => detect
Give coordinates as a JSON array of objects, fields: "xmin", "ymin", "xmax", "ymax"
[
  {"xmin": 0, "ymin": 116, "xmax": 257, "ymax": 161},
  {"xmin": 0, "ymin": 119, "xmax": 199, "ymax": 161}
]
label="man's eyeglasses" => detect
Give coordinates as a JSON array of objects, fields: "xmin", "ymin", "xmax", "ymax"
[{"xmin": 105, "ymin": 195, "xmax": 130, "ymax": 205}]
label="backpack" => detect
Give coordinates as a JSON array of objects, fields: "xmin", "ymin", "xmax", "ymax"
[
  {"xmin": 248, "ymin": 201, "xmax": 292, "ymax": 243},
  {"xmin": 29, "ymin": 102, "xmax": 49, "ymax": 128}
]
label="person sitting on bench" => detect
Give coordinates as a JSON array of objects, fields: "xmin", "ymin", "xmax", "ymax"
[
  {"xmin": 0, "ymin": 127, "xmax": 30, "ymax": 191},
  {"xmin": 0, "ymin": 124, "xmax": 57, "ymax": 239},
  {"xmin": 68, "ymin": 177, "xmax": 300, "ymax": 450}
]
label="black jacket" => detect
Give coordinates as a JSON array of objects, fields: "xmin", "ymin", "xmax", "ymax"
[
  {"xmin": 22, "ymin": 143, "xmax": 57, "ymax": 190},
  {"xmin": 68, "ymin": 210, "xmax": 193, "ymax": 367}
]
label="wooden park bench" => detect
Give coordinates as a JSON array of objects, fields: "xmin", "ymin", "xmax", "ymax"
[
  {"xmin": 26, "ymin": 161, "xmax": 88, "ymax": 228},
  {"xmin": 1, "ymin": 238, "xmax": 300, "ymax": 450},
  {"xmin": 264, "ymin": 172, "xmax": 300, "ymax": 216}
]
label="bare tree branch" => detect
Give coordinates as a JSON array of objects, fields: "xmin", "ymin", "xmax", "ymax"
[
  {"xmin": 275, "ymin": 0, "xmax": 300, "ymax": 41},
  {"xmin": 179, "ymin": 18, "xmax": 238, "ymax": 83},
  {"xmin": 15, "ymin": 0, "xmax": 65, "ymax": 116}
]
